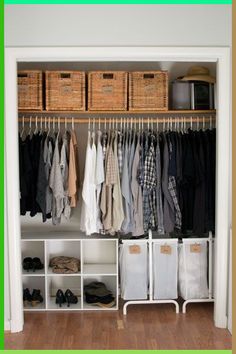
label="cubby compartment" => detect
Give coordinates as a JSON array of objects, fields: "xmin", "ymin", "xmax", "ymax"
[
  {"xmin": 82, "ymin": 239, "xmax": 117, "ymax": 275},
  {"xmin": 22, "ymin": 276, "xmax": 45, "ymax": 311},
  {"xmin": 21, "ymin": 241, "xmax": 45, "ymax": 275},
  {"xmin": 46, "ymin": 240, "xmax": 81, "ymax": 275},
  {"xmin": 47, "ymin": 276, "xmax": 82, "ymax": 310},
  {"xmin": 82, "ymin": 275, "xmax": 118, "ymax": 310}
]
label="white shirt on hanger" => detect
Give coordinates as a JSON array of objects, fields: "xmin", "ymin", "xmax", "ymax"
[{"xmin": 80, "ymin": 131, "xmax": 97, "ymax": 235}]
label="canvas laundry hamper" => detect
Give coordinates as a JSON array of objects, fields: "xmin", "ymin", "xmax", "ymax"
[
  {"xmin": 119, "ymin": 241, "xmax": 148, "ymax": 300},
  {"xmin": 179, "ymin": 239, "xmax": 209, "ymax": 300},
  {"xmin": 153, "ymin": 239, "xmax": 178, "ymax": 300}
]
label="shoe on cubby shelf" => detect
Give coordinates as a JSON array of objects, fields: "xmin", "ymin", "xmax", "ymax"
[
  {"xmin": 55, "ymin": 289, "xmax": 78, "ymax": 308},
  {"xmin": 23, "ymin": 257, "xmax": 44, "ymax": 272},
  {"xmin": 23, "ymin": 288, "xmax": 44, "ymax": 307}
]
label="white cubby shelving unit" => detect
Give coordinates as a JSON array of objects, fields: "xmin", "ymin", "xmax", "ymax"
[{"xmin": 21, "ymin": 232, "xmax": 118, "ymax": 311}]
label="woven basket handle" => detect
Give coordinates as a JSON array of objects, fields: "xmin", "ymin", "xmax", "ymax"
[
  {"xmin": 143, "ymin": 74, "xmax": 154, "ymax": 79},
  {"xmin": 60, "ymin": 73, "xmax": 71, "ymax": 79},
  {"xmin": 18, "ymin": 73, "xmax": 28, "ymax": 78},
  {"xmin": 103, "ymin": 73, "xmax": 114, "ymax": 79}
]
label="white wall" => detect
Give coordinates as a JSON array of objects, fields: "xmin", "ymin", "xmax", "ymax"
[
  {"xmin": 5, "ymin": 5, "xmax": 231, "ymax": 47},
  {"xmin": 4, "ymin": 4, "xmax": 232, "ymax": 331}
]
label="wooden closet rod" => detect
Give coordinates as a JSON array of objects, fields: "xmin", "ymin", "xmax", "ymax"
[{"xmin": 18, "ymin": 116, "xmax": 216, "ymax": 124}]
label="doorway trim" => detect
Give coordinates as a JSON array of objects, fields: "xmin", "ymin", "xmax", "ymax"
[{"xmin": 5, "ymin": 46, "xmax": 230, "ymax": 332}]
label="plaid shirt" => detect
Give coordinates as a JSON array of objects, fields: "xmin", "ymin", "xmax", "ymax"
[
  {"xmin": 105, "ymin": 133, "xmax": 117, "ymax": 185},
  {"xmin": 168, "ymin": 141, "xmax": 182, "ymax": 229},
  {"xmin": 117, "ymin": 131, "xmax": 123, "ymax": 177},
  {"xmin": 141, "ymin": 134, "xmax": 157, "ymax": 232}
]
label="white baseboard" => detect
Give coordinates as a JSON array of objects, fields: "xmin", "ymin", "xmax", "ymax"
[{"xmin": 4, "ymin": 320, "xmax": 11, "ymax": 331}]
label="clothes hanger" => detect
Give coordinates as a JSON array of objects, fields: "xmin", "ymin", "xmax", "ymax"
[
  {"xmin": 93, "ymin": 116, "xmax": 95, "ymax": 134},
  {"xmin": 47, "ymin": 117, "xmax": 51, "ymax": 138},
  {"xmin": 197, "ymin": 116, "xmax": 200, "ymax": 131},
  {"xmin": 64, "ymin": 117, "xmax": 67, "ymax": 132},
  {"xmin": 167, "ymin": 117, "xmax": 170, "ymax": 131},
  {"xmin": 163, "ymin": 117, "xmax": 166, "ymax": 132},
  {"xmin": 203, "ymin": 116, "xmax": 205, "ymax": 131},
  {"xmin": 190, "ymin": 116, "xmax": 193, "ymax": 131},
  {"xmin": 57, "ymin": 117, "xmax": 60, "ymax": 133},
  {"xmin": 34, "ymin": 116, "xmax": 38, "ymax": 134},
  {"xmin": 39, "ymin": 116, "xmax": 43, "ymax": 135},
  {"xmin": 44, "ymin": 116, "xmax": 47, "ymax": 133},
  {"xmin": 88, "ymin": 116, "xmax": 91, "ymax": 132},
  {"xmin": 52, "ymin": 117, "xmax": 56, "ymax": 134},
  {"xmin": 109, "ymin": 117, "xmax": 112, "ymax": 131},
  {"xmin": 20, "ymin": 115, "xmax": 25, "ymax": 138}
]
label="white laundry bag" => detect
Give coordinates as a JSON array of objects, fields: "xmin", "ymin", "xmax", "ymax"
[
  {"xmin": 119, "ymin": 241, "xmax": 148, "ymax": 300},
  {"xmin": 179, "ymin": 239, "xmax": 209, "ymax": 300},
  {"xmin": 153, "ymin": 239, "xmax": 178, "ymax": 300}
]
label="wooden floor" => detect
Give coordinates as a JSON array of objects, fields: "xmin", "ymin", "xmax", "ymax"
[{"xmin": 5, "ymin": 303, "xmax": 232, "ymax": 350}]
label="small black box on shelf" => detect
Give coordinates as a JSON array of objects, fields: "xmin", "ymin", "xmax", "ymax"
[{"xmin": 190, "ymin": 82, "xmax": 215, "ymax": 110}]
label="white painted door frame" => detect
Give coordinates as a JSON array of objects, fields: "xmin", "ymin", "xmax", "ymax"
[{"xmin": 5, "ymin": 46, "xmax": 230, "ymax": 332}]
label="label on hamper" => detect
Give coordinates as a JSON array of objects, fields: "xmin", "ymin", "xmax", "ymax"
[
  {"xmin": 129, "ymin": 245, "xmax": 141, "ymax": 254},
  {"xmin": 160, "ymin": 245, "xmax": 172, "ymax": 255},
  {"xmin": 190, "ymin": 244, "xmax": 202, "ymax": 253},
  {"xmin": 102, "ymin": 85, "xmax": 113, "ymax": 93}
]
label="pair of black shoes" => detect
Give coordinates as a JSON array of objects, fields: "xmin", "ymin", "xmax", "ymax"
[
  {"xmin": 85, "ymin": 293, "xmax": 115, "ymax": 308},
  {"xmin": 23, "ymin": 257, "xmax": 44, "ymax": 272},
  {"xmin": 56, "ymin": 289, "xmax": 78, "ymax": 308},
  {"xmin": 23, "ymin": 288, "xmax": 43, "ymax": 307}
]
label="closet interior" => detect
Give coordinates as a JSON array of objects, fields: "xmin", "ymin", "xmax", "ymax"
[{"xmin": 18, "ymin": 60, "xmax": 217, "ymax": 314}]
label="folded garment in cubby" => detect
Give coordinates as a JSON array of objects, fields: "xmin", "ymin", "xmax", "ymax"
[{"xmin": 49, "ymin": 256, "xmax": 80, "ymax": 274}]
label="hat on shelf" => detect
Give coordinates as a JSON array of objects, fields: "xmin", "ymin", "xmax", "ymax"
[
  {"xmin": 84, "ymin": 281, "xmax": 112, "ymax": 297},
  {"xmin": 178, "ymin": 66, "xmax": 216, "ymax": 83}
]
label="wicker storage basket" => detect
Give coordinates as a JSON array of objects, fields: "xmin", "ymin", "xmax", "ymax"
[
  {"xmin": 88, "ymin": 71, "xmax": 128, "ymax": 111},
  {"xmin": 18, "ymin": 70, "xmax": 43, "ymax": 110},
  {"xmin": 129, "ymin": 71, "xmax": 168, "ymax": 111},
  {"xmin": 46, "ymin": 71, "xmax": 85, "ymax": 111}
]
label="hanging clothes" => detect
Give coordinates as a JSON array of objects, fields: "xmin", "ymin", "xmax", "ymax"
[
  {"xmin": 68, "ymin": 129, "xmax": 79, "ymax": 208},
  {"xmin": 19, "ymin": 117, "xmax": 216, "ymax": 237},
  {"xmin": 111, "ymin": 131, "xmax": 124, "ymax": 232},
  {"xmin": 36, "ymin": 132, "xmax": 49, "ymax": 222},
  {"xmin": 95, "ymin": 130, "xmax": 105, "ymax": 232},
  {"xmin": 80, "ymin": 131, "xmax": 97, "ymax": 235},
  {"xmin": 131, "ymin": 132, "xmax": 144, "ymax": 236},
  {"xmin": 44, "ymin": 136, "xmax": 54, "ymax": 215},
  {"xmin": 49, "ymin": 133, "xmax": 65, "ymax": 225}
]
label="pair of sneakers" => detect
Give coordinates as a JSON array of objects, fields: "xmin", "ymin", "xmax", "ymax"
[{"xmin": 23, "ymin": 288, "xmax": 43, "ymax": 307}]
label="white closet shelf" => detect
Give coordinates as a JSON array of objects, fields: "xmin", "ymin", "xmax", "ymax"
[
  {"xmin": 24, "ymin": 302, "xmax": 46, "ymax": 311},
  {"xmin": 21, "ymin": 232, "xmax": 118, "ymax": 241},
  {"xmin": 83, "ymin": 264, "xmax": 117, "ymax": 275},
  {"xmin": 83, "ymin": 303, "xmax": 118, "ymax": 311},
  {"xmin": 22, "ymin": 269, "xmax": 45, "ymax": 276},
  {"xmin": 18, "ymin": 109, "xmax": 216, "ymax": 114},
  {"xmin": 47, "ymin": 269, "xmax": 81, "ymax": 276}
]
